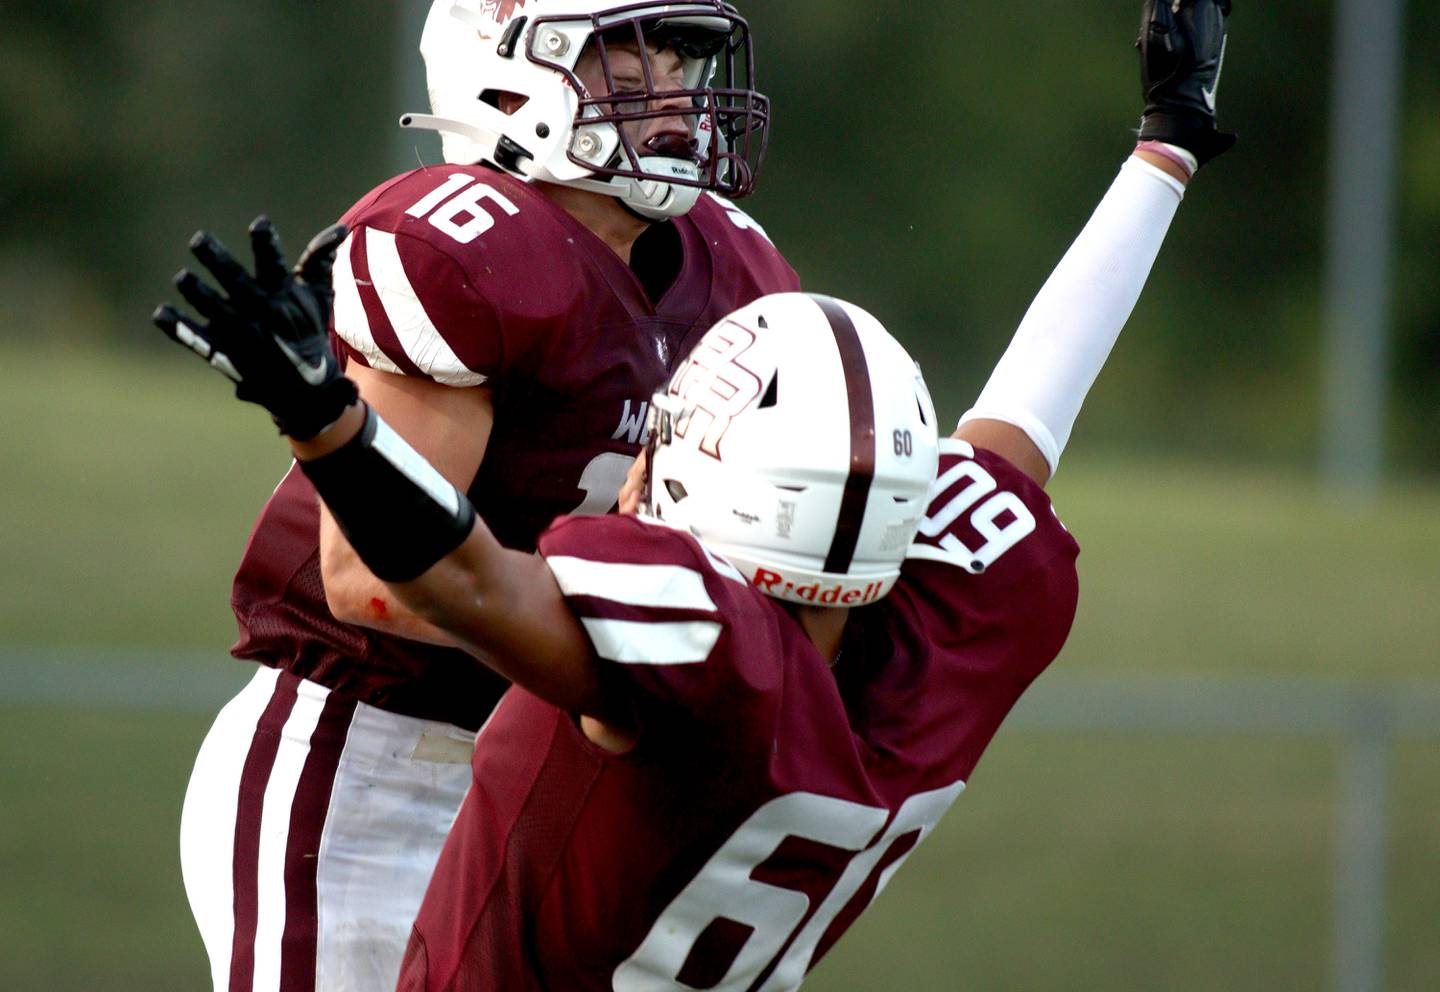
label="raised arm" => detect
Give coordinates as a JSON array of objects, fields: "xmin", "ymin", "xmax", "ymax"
[
  {"xmin": 955, "ymin": 0, "xmax": 1235, "ymax": 486},
  {"xmin": 154, "ymin": 221, "xmax": 618, "ymax": 723}
]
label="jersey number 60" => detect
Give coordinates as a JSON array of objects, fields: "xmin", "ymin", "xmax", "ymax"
[{"xmin": 613, "ymin": 782, "xmax": 964, "ymax": 991}]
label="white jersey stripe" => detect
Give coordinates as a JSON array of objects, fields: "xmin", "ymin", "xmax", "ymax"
[
  {"xmin": 364, "ymin": 229, "xmax": 487, "ymax": 387},
  {"xmin": 180, "ymin": 666, "xmax": 283, "ymax": 990},
  {"xmin": 183, "ymin": 669, "xmax": 475, "ymax": 992},
  {"xmin": 251, "ymin": 678, "xmax": 330, "ymax": 992},
  {"xmin": 547, "ymin": 556, "xmax": 718, "ymax": 613},
  {"xmin": 331, "ymin": 231, "xmax": 404, "ymax": 375},
  {"xmin": 581, "ymin": 617, "xmax": 722, "ymax": 666}
]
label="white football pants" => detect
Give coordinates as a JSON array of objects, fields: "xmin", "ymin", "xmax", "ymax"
[{"xmin": 180, "ymin": 665, "xmax": 476, "ymax": 992}]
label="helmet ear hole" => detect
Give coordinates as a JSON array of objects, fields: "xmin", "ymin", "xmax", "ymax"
[
  {"xmin": 665, "ymin": 480, "xmax": 689, "ymax": 502},
  {"xmin": 480, "ymin": 90, "xmax": 529, "ymax": 115}
]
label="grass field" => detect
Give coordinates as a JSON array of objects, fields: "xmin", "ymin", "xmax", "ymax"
[{"xmin": 2, "ymin": 342, "xmax": 1438, "ymax": 989}]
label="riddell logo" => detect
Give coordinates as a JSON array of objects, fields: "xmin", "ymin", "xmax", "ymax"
[{"xmin": 751, "ymin": 569, "xmax": 885, "ymax": 606}]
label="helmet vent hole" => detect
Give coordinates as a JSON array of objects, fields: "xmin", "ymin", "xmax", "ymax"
[
  {"xmin": 915, "ymin": 394, "xmax": 929, "ymax": 426},
  {"xmin": 776, "ymin": 485, "xmax": 807, "ymax": 493},
  {"xmin": 758, "ymin": 315, "xmax": 769, "ymax": 329},
  {"xmin": 665, "ymin": 480, "xmax": 689, "ymax": 502},
  {"xmin": 758, "ymin": 373, "xmax": 779, "ymax": 409}
]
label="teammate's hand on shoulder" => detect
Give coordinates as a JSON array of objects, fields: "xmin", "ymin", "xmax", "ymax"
[
  {"xmin": 1136, "ymin": 0, "xmax": 1236, "ymax": 166},
  {"xmin": 153, "ymin": 217, "xmax": 358, "ymax": 440}
]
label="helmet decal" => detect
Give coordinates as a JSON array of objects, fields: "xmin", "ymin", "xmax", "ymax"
[
  {"xmin": 669, "ymin": 320, "xmax": 763, "ymax": 459},
  {"xmin": 480, "ymin": 0, "xmax": 526, "ymax": 20},
  {"xmin": 811, "ymin": 295, "xmax": 877, "ymax": 576},
  {"xmin": 645, "ymin": 293, "xmax": 938, "ymax": 609}
]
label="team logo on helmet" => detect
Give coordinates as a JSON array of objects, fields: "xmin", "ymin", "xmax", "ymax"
[
  {"xmin": 478, "ymin": 0, "xmax": 526, "ymax": 25},
  {"xmin": 668, "ymin": 320, "xmax": 763, "ymax": 459},
  {"xmin": 644, "ymin": 294, "xmax": 939, "ymax": 609}
]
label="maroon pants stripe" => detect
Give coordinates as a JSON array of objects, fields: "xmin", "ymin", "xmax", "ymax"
[
  {"xmin": 277, "ymin": 691, "xmax": 359, "ymax": 992},
  {"xmin": 229, "ymin": 671, "xmax": 303, "ymax": 992}
]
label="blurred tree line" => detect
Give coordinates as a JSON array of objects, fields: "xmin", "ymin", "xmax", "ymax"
[{"xmin": 1, "ymin": 0, "xmax": 1435, "ymax": 472}]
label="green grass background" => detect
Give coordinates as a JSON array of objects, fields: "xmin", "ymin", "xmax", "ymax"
[{"xmin": 2, "ymin": 341, "xmax": 1437, "ymax": 990}]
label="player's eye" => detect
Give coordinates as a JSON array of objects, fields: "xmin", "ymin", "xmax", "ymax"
[
  {"xmin": 656, "ymin": 27, "xmax": 730, "ymax": 61},
  {"xmin": 607, "ymin": 85, "xmax": 648, "ymax": 115}
]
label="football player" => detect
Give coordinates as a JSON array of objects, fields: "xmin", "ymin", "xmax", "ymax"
[
  {"xmin": 156, "ymin": 2, "xmax": 794, "ymax": 990},
  {"xmin": 157, "ymin": 0, "xmax": 1233, "ymax": 987}
]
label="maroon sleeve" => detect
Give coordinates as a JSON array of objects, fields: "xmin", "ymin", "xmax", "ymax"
[
  {"xmin": 328, "ymin": 168, "xmax": 586, "ymax": 385},
  {"xmin": 692, "ymin": 193, "xmax": 801, "ymax": 295},
  {"xmin": 538, "ymin": 515, "xmax": 787, "ymax": 729},
  {"xmin": 898, "ymin": 439, "xmax": 1081, "ymax": 682}
]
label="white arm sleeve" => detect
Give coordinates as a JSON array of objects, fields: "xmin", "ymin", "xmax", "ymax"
[{"xmin": 958, "ymin": 156, "xmax": 1186, "ymax": 474}]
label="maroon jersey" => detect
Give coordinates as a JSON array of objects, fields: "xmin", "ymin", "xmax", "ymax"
[
  {"xmin": 229, "ymin": 167, "xmax": 799, "ymax": 727},
  {"xmin": 401, "ymin": 442, "xmax": 1080, "ymax": 991}
]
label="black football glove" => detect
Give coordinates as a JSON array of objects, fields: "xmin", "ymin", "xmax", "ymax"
[
  {"xmin": 154, "ymin": 217, "xmax": 357, "ymax": 440},
  {"xmin": 1136, "ymin": 0, "xmax": 1236, "ymax": 166}
]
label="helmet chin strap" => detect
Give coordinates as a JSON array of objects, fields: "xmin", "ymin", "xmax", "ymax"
[
  {"xmin": 564, "ymin": 160, "xmax": 702, "ymax": 221},
  {"xmin": 625, "ymin": 156, "xmax": 704, "ymax": 218},
  {"xmin": 616, "ymin": 173, "xmax": 685, "ymax": 221},
  {"xmin": 618, "ymin": 195, "xmax": 667, "ymax": 224}
]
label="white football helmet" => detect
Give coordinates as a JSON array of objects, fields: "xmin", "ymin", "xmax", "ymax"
[
  {"xmin": 403, "ymin": 0, "xmax": 769, "ymax": 220},
  {"xmin": 645, "ymin": 293, "xmax": 940, "ymax": 607}
]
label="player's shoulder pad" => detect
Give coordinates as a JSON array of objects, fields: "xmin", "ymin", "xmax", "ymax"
[
  {"xmin": 539, "ymin": 514, "xmax": 763, "ymax": 668},
  {"xmin": 540, "ymin": 514, "xmax": 752, "ymax": 597},
  {"xmin": 341, "ymin": 166, "xmax": 589, "ymax": 289},
  {"xmin": 690, "ymin": 194, "xmax": 801, "ymax": 290},
  {"xmin": 905, "ymin": 438, "xmax": 1079, "ymax": 582},
  {"xmin": 331, "ymin": 166, "xmax": 591, "ymax": 383}
]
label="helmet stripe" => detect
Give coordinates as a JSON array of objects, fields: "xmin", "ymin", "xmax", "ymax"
[{"xmin": 811, "ymin": 295, "xmax": 876, "ymax": 575}]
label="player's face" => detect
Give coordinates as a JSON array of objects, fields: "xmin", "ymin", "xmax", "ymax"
[{"xmin": 575, "ymin": 40, "xmax": 697, "ymax": 162}]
